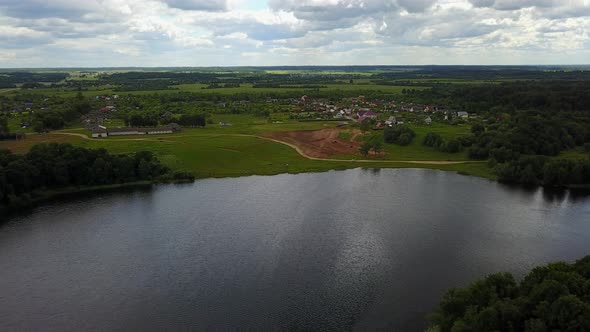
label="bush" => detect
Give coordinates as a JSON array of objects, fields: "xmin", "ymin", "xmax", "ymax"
[
  {"xmin": 384, "ymin": 125, "xmax": 415, "ymax": 145},
  {"xmin": 423, "ymin": 132, "xmax": 444, "ymax": 148},
  {"xmin": 423, "ymin": 133, "xmax": 462, "ymax": 153},
  {"xmin": 442, "ymin": 139, "xmax": 462, "ymax": 153},
  {"xmin": 468, "ymin": 146, "xmax": 490, "ymax": 160}
]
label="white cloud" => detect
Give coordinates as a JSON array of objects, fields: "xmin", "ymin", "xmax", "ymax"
[
  {"xmin": 0, "ymin": 0, "xmax": 588, "ymax": 67},
  {"xmin": 469, "ymin": 0, "xmax": 555, "ymax": 10},
  {"xmin": 160, "ymin": 0, "xmax": 228, "ymax": 11}
]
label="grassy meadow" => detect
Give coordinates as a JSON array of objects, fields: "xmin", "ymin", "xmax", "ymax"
[{"xmin": 0, "ymin": 116, "xmax": 495, "ymax": 180}]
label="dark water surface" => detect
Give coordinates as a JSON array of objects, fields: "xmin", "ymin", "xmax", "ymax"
[{"xmin": 1, "ymin": 169, "xmax": 589, "ymax": 331}]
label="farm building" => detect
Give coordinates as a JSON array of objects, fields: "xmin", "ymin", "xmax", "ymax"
[
  {"xmin": 91, "ymin": 125, "xmax": 108, "ymax": 138},
  {"xmin": 92, "ymin": 123, "xmax": 181, "ymax": 138},
  {"xmin": 108, "ymin": 128, "xmax": 143, "ymax": 136}
]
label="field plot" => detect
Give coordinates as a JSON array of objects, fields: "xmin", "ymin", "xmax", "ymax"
[
  {"xmin": 265, "ymin": 128, "xmax": 362, "ymax": 158},
  {"xmin": 0, "ymin": 134, "xmax": 83, "ymax": 154}
]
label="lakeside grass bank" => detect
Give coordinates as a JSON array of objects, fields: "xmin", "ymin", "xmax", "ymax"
[{"xmin": 0, "ymin": 129, "xmax": 496, "ymax": 180}]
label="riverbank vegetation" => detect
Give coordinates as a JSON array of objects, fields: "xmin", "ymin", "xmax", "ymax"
[
  {"xmin": 0, "ymin": 143, "xmax": 194, "ymax": 209},
  {"xmin": 429, "ymin": 256, "xmax": 590, "ymax": 332}
]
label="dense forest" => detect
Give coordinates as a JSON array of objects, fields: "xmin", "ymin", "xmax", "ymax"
[
  {"xmin": 0, "ymin": 143, "xmax": 194, "ymax": 209},
  {"xmin": 0, "ymin": 72, "xmax": 68, "ymax": 88},
  {"xmin": 398, "ymin": 80, "xmax": 590, "ymax": 186},
  {"xmin": 404, "ymin": 80, "xmax": 590, "ymax": 112},
  {"xmin": 464, "ymin": 109, "xmax": 590, "ymax": 186},
  {"xmin": 429, "ymin": 256, "xmax": 590, "ymax": 332}
]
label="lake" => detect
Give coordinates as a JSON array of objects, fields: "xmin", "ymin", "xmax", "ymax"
[{"xmin": 1, "ymin": 168, "xmax": 589, "ymax": 331}]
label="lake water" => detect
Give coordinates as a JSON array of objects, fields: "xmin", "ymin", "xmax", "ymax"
[{"xmin": 1, "ymin": 168, "xmax": 589, "ymax": 331}]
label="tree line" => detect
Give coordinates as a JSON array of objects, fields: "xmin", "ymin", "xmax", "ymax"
[
  {"xmin": 125, "ymin": 113, "xmax": 206, "ymax": 127},
  {"xmin": 429, "ymin": 256, "xmax": 590, "ymax": 331},
  {"xmin": 494, "ymin": 156, "xmax": 590, "ymax": 187},
  {"xmin": 403, "ymin": 80, "xmax": 590, "ymax": 113},
  {"xmin": 463, "ymin": 110, "xmax": 590, "ymax": 186},
  {"xmin": 0, "ymin": 143, "xmax": 194, "ymax": 209}
]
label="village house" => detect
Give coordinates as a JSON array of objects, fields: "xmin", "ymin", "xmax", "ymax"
[
  {"xmin": 385, "ymin": 116, "xmax": 396, "ymax": 127},
  {"xmin": 91, "ymin": 125, "xmax": 108, "ymax": 138},
  {"xmin": 81, "ymin": 109, "xmax": 109, "ymax": 129},
  {"xmin": 457, "ymin": 111, "xmax": 469, "ymax": 119},
  {"xmin": 356, "ymin": 109, "xmax": 377, "ymax": 118},
  {"xmin": 356, "ymin": 110, "xmax": 377, "ymax": 123},
  {"xmin": 425, "ymin": 116, "xmax": 432, "ymax": 125}
]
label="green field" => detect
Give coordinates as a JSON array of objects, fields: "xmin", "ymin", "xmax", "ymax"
[
  {"xmin": 0, "ymin": 119, "xmax": 494, "ymax": 181},
  {"xmin": 77, "ymin": 133, "xmax": 493, "ymax": 179},
  {"xmin": 1, "ymin": 82, "xmax": 427, "ymax": 98}
]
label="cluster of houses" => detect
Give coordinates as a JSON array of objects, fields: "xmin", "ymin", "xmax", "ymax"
[
  {"xmin": 95, "ymin": 95, "xmax": 119, "ymax": 101},
  {"xmin": 1, "ymin": 99, "xmax": 52, "ymax": 114},
  {"xmin": 287, "ymin": 95, "xmax": 472, "ymax": 125},
  {"xmin": 81, "ymin": 105, "xmax": 117, "ymax": 129},
  {"xmin": 91, "ymin": 123, "xmax": 181, "ymax": 138}
]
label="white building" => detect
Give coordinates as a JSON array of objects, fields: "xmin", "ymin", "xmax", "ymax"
[
  {"xmin": 91, "ymin": 125, "xmax": 108, "ymax": 138},
  {"xmin": 92, "ymin": 124, "xmax": 181, "ymax": 138}
]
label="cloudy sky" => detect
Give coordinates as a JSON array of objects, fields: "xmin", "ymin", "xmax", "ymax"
[{"xmin": 0, "ymin": 0, "xmax": 589, "ymax": 67}]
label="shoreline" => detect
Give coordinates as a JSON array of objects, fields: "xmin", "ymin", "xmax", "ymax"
[
  {"xmin": 0, "ymin": 181, "xmax": 155, "ymax": 220},
  {"xmin": 2, "ymin": 166, "xmax": 589, "ymax": 221},
  {"xmin": 0, "ymin": 166, "xmax": 487, "ymax": 220}
]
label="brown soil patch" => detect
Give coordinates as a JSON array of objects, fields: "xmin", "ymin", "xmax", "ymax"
[
  {"xmin": 265, "ymin": 128, "xmax": 362, "ymax": 158},
  {"xmin": 0, "ymin": 134, "xmax": 83, "ymax": 154}
]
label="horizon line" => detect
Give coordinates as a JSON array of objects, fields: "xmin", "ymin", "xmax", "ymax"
[{"xmin": 1, "ymin": 64, "xmax": 590, "ymax": 70}]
